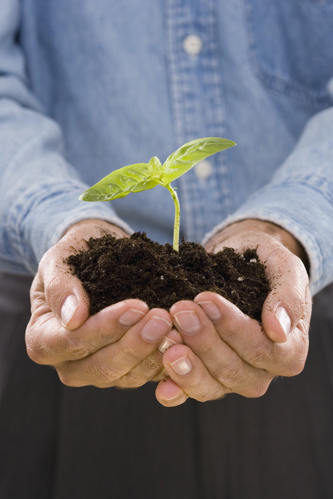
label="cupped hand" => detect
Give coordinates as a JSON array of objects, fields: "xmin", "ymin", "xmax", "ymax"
[
  {"xmin": 156, "ymin": 220, "xmax": 312, "ymax": 407},
  {"xmin": 26, "ymin": 219, "xmax": 179, "ymax": 388}
]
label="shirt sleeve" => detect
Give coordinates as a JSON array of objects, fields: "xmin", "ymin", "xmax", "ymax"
[
  {"xmin": 203, "ymin": 104, "xmax": 333, "ymax": 296},
  {"xmin": 0, "ymin": 1, "xmax": 133, "ymax": 276}
]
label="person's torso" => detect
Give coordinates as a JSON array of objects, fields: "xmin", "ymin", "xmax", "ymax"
[{"xmin": 19, "ymin": 0, "xmax": 333, "ymax": 243}]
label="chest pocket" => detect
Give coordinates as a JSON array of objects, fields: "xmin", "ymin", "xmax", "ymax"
[{"xmin": 244, "ymin": 0, "xmax": 333, "ymax": 109}]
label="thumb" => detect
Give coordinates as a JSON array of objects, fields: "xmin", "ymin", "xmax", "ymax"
[
  {"xmin": 38, "ymin": 249, "xmax": 90, "ymax": 331},
  {"xmin": 59, "ymin": 284, "xmax": 90, "ymax": 330},
  {"xmin": 38, "ymin": 219, "xmax": 128, "ymax": 330},
  {"xmin": 261, "ymin": 246, "xmax": 311, "ymax": 344},
  {"xmin": 262, "ymin": 300, "xmax": 292, "ymax": 344}
]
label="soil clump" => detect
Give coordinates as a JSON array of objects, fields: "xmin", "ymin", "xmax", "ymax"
[{"xmin": 66, "ymin": 232, "xmax": 271, "ymax": 322}]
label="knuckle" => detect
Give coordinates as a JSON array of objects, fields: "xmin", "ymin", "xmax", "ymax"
[
  {"xmin": 288, "ymin": 286, "xmax": 306, "ymax": 318},
  {"xmin": 245, "ymin": 381, "xmax": 271, "ymax": 399},
  {"xmin": 44, "ymin": 273, "xmax": 63, "ymax": 307},
  {"xmin": 25, "ymin": 329, "xmax": 52, "ymax": 365},
  {"xmin": 121, "ymin": 342, "xmax": 141, "ymax": 361},
  {"xmin": 291, "ymin": 359, "xmax": 306, "ymax": 376},
  {"xmin": 115, "ymin": 354, "xmax": 163, "ymax": 388},
  {"xmin": 88, "ymin": 356, "xmax": 119, "ymax": 384},
  {"xmin": 26, "ymin": 344, "xmax": 47, "ymax": 365},
  {"xmin": 60, "ymin": 335, "xmax": 90, "ymax": 360},
  {"xmin": 213, "ymin": 361, "xmax": 246, "ymax": 387},
  {"xmin": 56, "ymin": 368, "xmax": 81, "ymax": 387},
  {"xmin": 246, "ymin": 342, "xmax": 273, "ymax": 368},
  {"xmin": 274, "ymin": 330, "xmax": 309, "ymax": 378},
  {"xmin": 282, "ymin": 353, "xmax": 307, "ymax": 377},
  {"xmin": 192, "ymin": 341, "xmax": 215, "ymax": 358}
]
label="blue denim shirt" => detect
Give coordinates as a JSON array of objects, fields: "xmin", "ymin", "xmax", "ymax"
[{"xmin": 0, "ymin": 0, "xmax": 332, "ymax": 295}]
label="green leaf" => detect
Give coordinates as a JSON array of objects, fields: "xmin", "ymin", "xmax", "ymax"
[
  {"xmin": 79, "ymin": 163, "xmax": 159, "ymax": 202},
  {"xmin": 161, "ymin": 137, "xmax": 236, "ymax": 185},
  {"xmin": 148, "ymin": 156, "xmax": 164, "ymax": 181}
]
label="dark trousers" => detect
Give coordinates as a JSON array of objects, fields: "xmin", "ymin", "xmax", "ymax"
[{"xmin": 1, "ymin": 272, "xmax": 333, "ymax": 499}]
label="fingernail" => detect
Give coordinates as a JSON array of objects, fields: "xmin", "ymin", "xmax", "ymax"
[
  {"xmin": 159, "ymin": 382, "xmax": 186, "ymax": 402},
  {"xmin": 158, "ymin": 336, "xmax": 178, "ymax": 354},
  {"xmin": 197, "ymin": 301, "xmax": 221, "ymax": 321},
  {"xmin": 141, "ymin": 316, "xmax": 172, "ymax": 342},
  {"xmin": 169, "ymin": 355, "xmax": 192, "ymax": 376},
  {"xmin": 174, "ymin": 310, "xmax": 200, "ymax": 334},
  {"xmin": 61, "ymin": 294, "xmax": 79, "ymax": 326},
  {"xmin": 119, "ymin": 308, "xmax": 146, "ymax": 327},
  {"xmin": 275, "ymin": 306, "xmax": 291, "ymax": 338},
  {"xmin": 162, "ymin": 391, "xmax": 185, "ymax": 402}
]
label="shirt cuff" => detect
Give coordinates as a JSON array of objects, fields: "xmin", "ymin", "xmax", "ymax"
[{"xmin": 6, "ymin": 180, "xmax": 133, "ymax": 275}]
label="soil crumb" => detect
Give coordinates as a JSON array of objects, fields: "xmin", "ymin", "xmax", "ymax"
[{"xmin": 66, "ymin": 232, "xmax": 271, "ymax": 322}]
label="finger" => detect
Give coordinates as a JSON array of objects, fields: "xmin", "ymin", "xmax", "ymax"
[
  {"xmin": 194, "ymin": 291, "xmax": 308, "ymax": 377},
  {"xmin": 115, "ymin": 329, "xmax": 183, "ymax": 387},
  {"xmin": 169, "ymin": 300, "xmax": 272, "ymax": 396},
  {"xmin": 33, "ymin": 230, "xmax": 94, "ymax": 330},
  {"xmin": 30, "ymin": 261, "xmax": 91, "ymax": 332},
  {"xmin": 26, "ymin": 298, "xmax": 149, "ymax": 365},
  {"xmin": 157, "ymin": 344, "xmax": 229, "ymax": 403},
  {"xmin": 55, "ymin": 308, "xmax": 173, "ymax": 387},
  {"xmin": 155, "ymin": 378, "xmax": 188, "ymax": 407},
  {"xmin": 158, "ymin": 329, "xmax": 183, "ymax": 354},
  {"xmin": 260, "ymin": 245, "xmax": 312, "ymax": 343}
]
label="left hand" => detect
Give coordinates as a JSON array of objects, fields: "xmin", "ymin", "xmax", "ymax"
[{"xmin": 155, "ymin": 220, "xmax": 312, "ymax": 407}]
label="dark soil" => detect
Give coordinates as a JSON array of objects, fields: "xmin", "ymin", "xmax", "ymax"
[{"xmin": 66, "ymin": 232, "xmax": 271, "ymax": 322}]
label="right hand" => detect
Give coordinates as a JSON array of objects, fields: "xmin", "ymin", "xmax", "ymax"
[{"xmin": 26, "ymin": 219, "xmax": 179, "ymax": 388}]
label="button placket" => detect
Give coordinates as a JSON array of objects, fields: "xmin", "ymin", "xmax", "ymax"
[{"xmin": 165, "ymin": 0, "xmax": 230, "ymax": 242}]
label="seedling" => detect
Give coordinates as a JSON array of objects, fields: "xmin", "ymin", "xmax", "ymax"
[{"xmin": 80, "ymin": 137, "xmax": 236, "ymax": 251}]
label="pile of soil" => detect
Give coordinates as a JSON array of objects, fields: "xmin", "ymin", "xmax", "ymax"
[{"xmin": 66, "ymin": 232, "xmax": 271, "ymax": 322}]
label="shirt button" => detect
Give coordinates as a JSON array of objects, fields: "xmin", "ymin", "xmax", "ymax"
[
  {"xmin": 183, "ymin": 35, "xmax": 203, "ymax": 56},
  {"xmin": 195, "ymin": 160, "xmax": 213, "ymax": 180}
]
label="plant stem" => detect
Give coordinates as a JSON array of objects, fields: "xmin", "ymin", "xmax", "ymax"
[{"xmin": 165, "ymin": 183, "xmax": 180, "ymax": 252}]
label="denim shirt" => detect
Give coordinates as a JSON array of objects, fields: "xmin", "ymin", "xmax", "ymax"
[{"xmin": 0, "ymin": 0, "xmax": 332, "ymax": 295}]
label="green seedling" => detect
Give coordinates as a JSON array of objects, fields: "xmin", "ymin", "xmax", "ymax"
[{"xmin": 80, "ymin": 137, "xmax": 236, "ymax": 251}]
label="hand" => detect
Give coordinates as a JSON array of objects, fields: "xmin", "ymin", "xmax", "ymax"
[
  {"xmin": 26, "ymin": 219, "xmax": 179, "ymax": 388},
  {"xmin": 155, "ymin": 220, "xmax": 312, "ymax": 406}
]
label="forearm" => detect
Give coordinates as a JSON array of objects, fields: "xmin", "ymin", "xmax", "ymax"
[{"xmin": 0, "ymin": 111, "xmax": 132, "ymax": 274}]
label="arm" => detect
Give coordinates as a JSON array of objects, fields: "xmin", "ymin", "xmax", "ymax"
[
  {"xmin": 0, "ymin": 1, "xmax": 131, "ymax": 275},
  {"xmin": 0, "ymin": 3, "xmax": 177, "ymax": 387}
]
